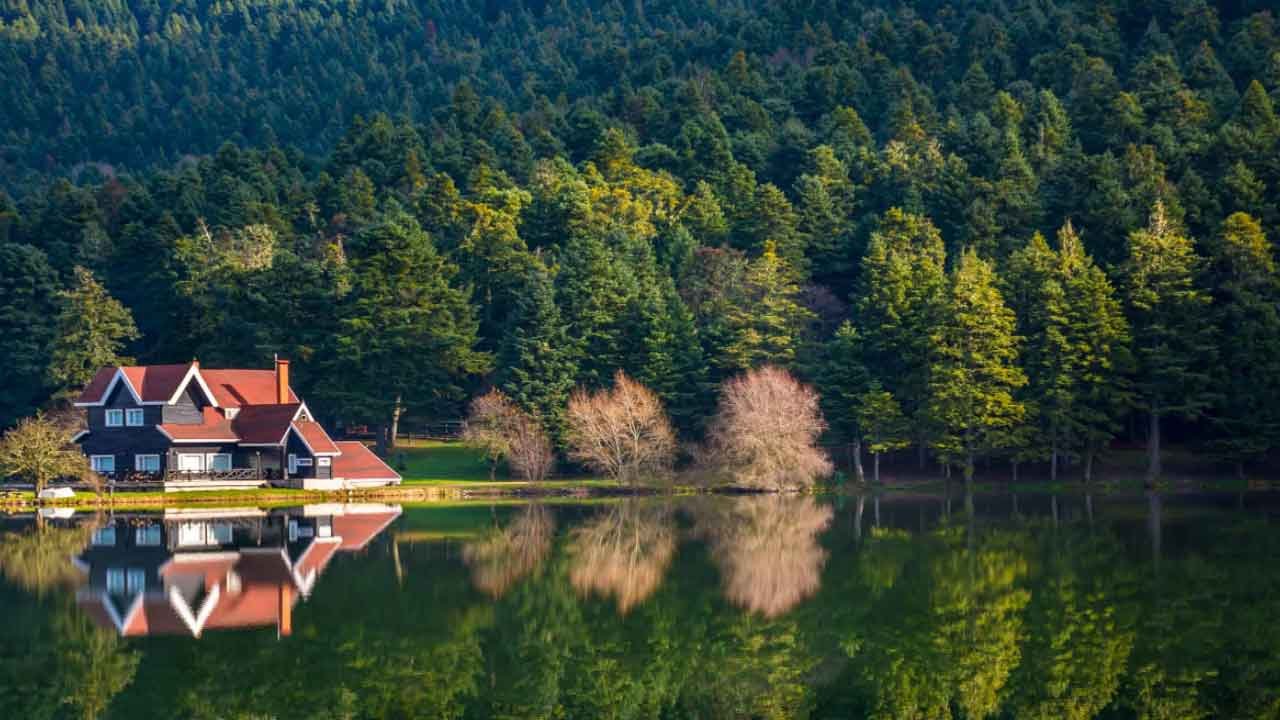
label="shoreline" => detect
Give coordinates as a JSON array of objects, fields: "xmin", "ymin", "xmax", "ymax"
[{"xmin": 1, "ymin": 474, "xmax": 1271, "ymax": 512}]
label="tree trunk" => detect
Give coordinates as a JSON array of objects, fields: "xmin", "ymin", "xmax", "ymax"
[
  {"xmin": 854, "ymin": 495, "xmax": 865, "ymax": 541},
  {"xmin": 388, "ymin": 394, "xmax": 404, "ymax": 450},
  {"xmin": 964, "ymin": 452, "xmax": 975, "ymax": 495},
  {"xmin": 1051, "ymin": 494, "xmax": 1059, "ymax": 528},
  {"xmin": 1050, "ymin": 435, "xmax": 1059, "ymax": 483},
  {"xmin": 851, "ymin": 440, "xmax": 865, "ymax": 484},
  {"xmin": 1147, "ymin": 409, "xmax": 1162, "ymax": 481},
  {"xmin": 873, "ymin": 452, "xmax": 881, "ymax": 484},
  {"xmin": 1011, "ymin": 459, "xmax": 1019, "ymax": 484},
  {"xmin": 1084, "ymin": 445, "xmax": 1095, "ymax": 484},
  {"xmin": 376, "ymin": 423, "xmax": 390, "ymax": 456},
  {"xmin": 874, "ymin": 495, "xmax": 881, "ymax": 528}
]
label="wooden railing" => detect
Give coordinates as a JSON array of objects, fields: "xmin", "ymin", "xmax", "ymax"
[{"xmin": 164, "ymin": 468, "xmax": 262, "ymax": 483}]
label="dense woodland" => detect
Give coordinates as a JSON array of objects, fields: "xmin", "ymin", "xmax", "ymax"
[{"xmin": 3, "ymin": 0, "xmax": 1280, "ymax": 478}]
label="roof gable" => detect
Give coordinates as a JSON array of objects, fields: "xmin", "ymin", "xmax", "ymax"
[{"xmin": 232, "ymin": 404, "xmax": 302, "ymax": 445}]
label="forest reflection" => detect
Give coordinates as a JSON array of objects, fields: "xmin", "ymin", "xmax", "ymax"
[{"xmin": 2, "ymin": 492, "xmax": 1279, "ymax": 719}]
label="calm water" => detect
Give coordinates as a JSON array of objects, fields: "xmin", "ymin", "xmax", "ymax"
[{"xmin": 2, "ymin": 492, "xmax": 1279, "ymax": 719}]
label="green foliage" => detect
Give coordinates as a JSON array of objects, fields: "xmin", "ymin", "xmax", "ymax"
[
  {"xmin": 0, "ymin": 243, "xmax": 58, "ymax": 427},
  {"xmin": 46, "ymin": 266, "xmax": 139, "ymax": 400}
]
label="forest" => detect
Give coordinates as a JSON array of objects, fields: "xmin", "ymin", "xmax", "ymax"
[{"xmin": 3, "ymin": 0, "xmax": 1280, "ymax": 479}]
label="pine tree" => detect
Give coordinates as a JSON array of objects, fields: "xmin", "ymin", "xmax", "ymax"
[
  {"xmin": 927, "ymin": 248, "xmax": 1026, "ymax": 486},
  {"xmin": 555, "ymin": 227, "xmax": 630, "ymax": 388},
  {"xmin": 858, "ymin": 384, "xmax": 910, "ymax": 484},
  {"xmin": 854, "ymin": 208, "xmax": 948, "ymax": 461},
  {"xmin": 1122, "ymin": 202, "xmax": 1217, "ymax": 479},
  {"xmin": 46, "ymin": 266, "xmax": 140, "ymax": 399},
  {"xmin": 1206, "ymin": 213, "xmax": 1280, "ymax": 473},
  {"xmin": 631, "ymin": 279, "xmax": 709, "ymax": 437},
  {"xmin": 817, "ymin": 322, "xmax": 872, "ymax": 482},
  {"xmin": 328, "ymin": 211, "xmax": 487, "ymax": 450},
  {"xmin": 723, "ymin": 240, "xmax": 813, "ymax": 371},
  {"xmin": 0, "ymin": 243, "xmax": 59, "ymax": 426},
  {"xmin": 497, "ymin": 263, "xmax": 579, "ymax": 445}
]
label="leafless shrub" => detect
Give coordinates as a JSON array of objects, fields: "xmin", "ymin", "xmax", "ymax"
[
  {"xmin": 463, "ymin": 389, "xmax": 554, "ymax": 482},
  {"xmin": 565, "ymin": 371, "xmax": 677, "ymax": 483},
  {"xmin": 569, "ymin": 500, "xmax": 676, "ymax": 613},
  {"xmin": 699, "ymin": 495, "xmax": 833, "ymax": 617},
  {"xmin": 704, "ymin": 365, "xmax": 833, "ymax": 490},
  {"xmin": 462, "ymin": 504, "xmax": 555, "ymax": 598}
]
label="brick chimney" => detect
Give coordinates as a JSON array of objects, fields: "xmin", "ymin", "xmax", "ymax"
[{"xmin": 275, "ymin": 358, "xmax": 290, "ymax": 405}]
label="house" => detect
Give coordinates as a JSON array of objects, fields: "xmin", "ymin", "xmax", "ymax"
[
  {"xmin": 72, "ymin": 504, "xmax": 402, "ymax": 637},
  {"xmin": 74, "ymin": 358, "xmax": 400, "ymax": 491}
]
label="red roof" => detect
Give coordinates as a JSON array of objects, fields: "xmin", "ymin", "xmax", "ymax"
[
  {"xmin": 292, "ymin": 420, "xmax": 340, "ymax": 454},
  {"xmin": 158, "ymin": 406, "xmax": 239, "ymax": 442},
  {"xmin": 232, "ymin": 403, "xmax": 300, "ymax": 444},
  {"xmin": 332, "ymin": 442, "xmax": 402, "ymax": 483},
  {"xmin": 202, "ymin": 369, "xmax": 298, "ymax": 407},
  {"xmin": 333, "ymin": 510, "xmax": 402, "ymax": 550},
  {"xmin": 75, "ymin": 364, "xmax": 192, "ymax": 404}
]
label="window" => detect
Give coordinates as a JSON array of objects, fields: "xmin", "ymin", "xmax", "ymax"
[
  {"xmin": 135, "ymin": 454, "xmax": 160, "ymax": 472},
  {"xmin": 90, "ymin": 455, "xmax": 116, "ymax": 473},
  {"xmin": 287, "ymin": 453, "xmax": 297, "ymax": 474},
  {"xmin": 295, "ymin": 457, "xmax": 313, "ymax": 467},
  {"xmin": 126, "ymin": 568, "xmax": 146, "ymax": 594},
  {"xmin": 317, "ymin": 456, "xmax": 331, "ymax": 467},
  {"xmin": 106, "ymin": 568, "xmax": 125, "ymax": 594},
  {"xmin": 104, "ymin": 409, "xmax": 123, "ymax": 427},
  {"xmin": 92, "ymin": 527, "xmax": 117, "ymax": 546},
  {"xmin": 135, "ymin": 525, "xmax": 161, "ymax": 546},
  {"xmin": 317, "ymin": 518, "xmax": 333, "ymax": 538},
  {"xmin": 209, "ymin": 523, "xmax": 232, "ymax": 544},
  {"xmin": 125, "ymin": 408, "xmax": 145, "ymax": 426},
  {"xmin": 206, "ymin": 453, "xmax": 232, "ymax": 472},
  {"xmin": 177, "ymin": 454, "xmax": 204, "ymax": 472}
]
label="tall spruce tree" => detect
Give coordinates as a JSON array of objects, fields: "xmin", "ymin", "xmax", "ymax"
[
  {"xmin": 854, "ymin": 208, "xmax": 948, "ymax": 463},
  {"xmin": 722, "ymin": 240, "xmax": 813, "ymax": 370},
  {"xmin": 46, "ymin": 266, "xmax": 140, "ymax": 400},
  {"xmin": 328, "ymin": 210, "xmax": 487, "ymax": 450},
  {"xmin": 927, "ymin": 248, "xmax": 1027, "ymax": 486},
  {"xmin": 0, "ymin": 244, "xmax": 59, "ymax": 426},
  {"xmin": 1122, "ymin": 202, "xmax": 1217, "ymax": 479},
  {"xmin": 1206, "ymin": 212, "xmax": 1280, "ymax": 473},
  {"xmin": 817, "ymin": 321, "xmax": 873, "ymax": 482},
  {"xmin": 497, "ymin": 263, "xmax": 579, "ymax": 445}
]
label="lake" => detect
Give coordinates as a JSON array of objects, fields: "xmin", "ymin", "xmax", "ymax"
[{"xmin": 1, "ymin": 491, "xmax": 1278, "ymax": 719}]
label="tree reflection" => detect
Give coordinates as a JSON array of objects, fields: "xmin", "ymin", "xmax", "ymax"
[
  {"xmin": 700, "ymin": 496, "xmax": 833, "ymax": 617},
  {"xmin": 462, "ymin": 503, "xmax": 555, "ymax": 598},
  {"xmin": 0, "ymin": 520, "xmax": 93, "ymax": 595},
  {"xmin": 568, "ymin": 500, "xmax": 676, "ymax": 613}
]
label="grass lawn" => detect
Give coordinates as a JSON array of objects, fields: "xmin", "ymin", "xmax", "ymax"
[{"xmin": 389, "ymin": 439, "xmax": 615, "ymax": 488}]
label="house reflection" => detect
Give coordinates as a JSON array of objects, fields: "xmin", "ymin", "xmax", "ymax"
[{"xmin": 72, "ymin": 504, "xmax": 401, "ymax": 638}]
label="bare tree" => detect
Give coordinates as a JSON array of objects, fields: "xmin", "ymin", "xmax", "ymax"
[
  {"xmin": 569, "ymin": 500, "xmax": 676, "ymax": 613},
  {"xmin": 565, "ymin": 371, "xmax": 677, "ymax": 483},
  {"xmin": 705, "ymin": 365, "xmax": 833, "ymax": 490},
  {"xmin": 462, "ymin": 503, "xmax": 555, "ymax": 598},
  {"xmin": 463, "ymin": 389, "xmax": 555, "ymax": 482},
  {"xmin": 0, "ymin": 413, "xmax": 89, "ymax": 493}
]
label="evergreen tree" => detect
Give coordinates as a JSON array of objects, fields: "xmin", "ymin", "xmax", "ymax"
[
  {"xmin": 630, "ymin": 279, "xmax": 710, "ymax": 437},
  {"xmin": 854, "ymin": 208, "xmax": 948, "ymax": 460},
  {"xmin": 927, "ymin": 248, "xmax": 1027, "ymax": 485},
  {"xmin": 556, "ymin": 228, "xmax": 629, "ymax": 388},
  {"xmin": 857, "ymin": 384, "xmax": 910, "ymax": 484},
  {"xmin": 817, "ymin": 322, "xmax": 872, "ymax": 482},
  {"xmin": 46, "ymin": 266, "xmax": 140, "ymax": 400},
  {"xmin": 497, "ymin": 263, "xmax": 579, "ymax": 444},
  {"xmin": 722, "ymin": 240, "xmax": 813, "ymax": 371},
  {"xmin": 327, "ymin": 211, "xmax": 487, "ymax": 450},
  {"xmin": 0, "ymin": 244, "xmax": 59, "ymax": 426},
  {"xmin": 1122, "ymin": 202, "xmax": 1217, "ymax": 479},
  {"xmin": 1206, "ymin": 213, "xmax": 1280, "ymax": 472}
]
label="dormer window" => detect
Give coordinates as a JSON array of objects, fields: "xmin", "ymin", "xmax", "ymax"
[
  {"xmin": 125, "ymin": 408, "xmax": 145, "ymax": 427},
  {"xmin": 105, "ymin": 409, "xmax": 123, "ymax": 427}
]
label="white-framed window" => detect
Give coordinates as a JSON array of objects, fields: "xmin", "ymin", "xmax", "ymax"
[
  {"xmin": 210, "ymin": 523, "xmax": 232, "ymax": 544},
  {"xmin": 287, "ymin": 453, "xmax": 297, "ymax": 474},
  {"xmin": 317, "ymin": 456, "xmax": 331, "ymax": 467},
  {"xmin": 135, "ymin": 525, "xmax": 161, "ymax": 546},
  {"xmin": 104, "ymin": 409, "xmax": 123, "ymax": 427},
  {"xmin": 92, "ymin": 527, "xmax": 117, "ymax": 546},
  {"xmin": 177, "ymin": 453, "xmax": 204, "ymax": 472},
  {"xmin": 135, "ymin": 454, "xmax": 161, "ymax": 472},
  {"xmin": 317, "ymin": 518, "xmax": 333, "ymax": 538},
  {"xmin": 90, "ymin": 455, "xmax": 116, "ymax": 473},
  {"xmin": 295, "ymin": 457, "xmax": 313, "ymax": 467},
  {"xmin": 126, "ymin": 568, "xmax": 145, "ymax": 594},
  {"xmin": 206, "ymin": 453, "xmax": 232, "ymax": 472},
  {"xmin": 125, "ymin": 408, "xmax": 145, "ymax": 427},
  {"xmin": 106, "ymin": 568, "xmax": 125, "ymax": 594}
]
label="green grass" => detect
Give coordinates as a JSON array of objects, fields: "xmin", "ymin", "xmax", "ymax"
[{"xmin": 389, "ymin": 439, "xmax": 616, "ymax": 487}]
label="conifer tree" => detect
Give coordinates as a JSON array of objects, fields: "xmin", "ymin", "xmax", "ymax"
[
  {"xmin": 854, "ymin": 209, "xmax": 948, "ymax": 461},
  {"xmin": 857, "ymin": 384, "xmax": 910, "ymax": 484},
  {"xmin": 817, "ymin": 322, "xmax": 872, "ymax": 482},
  {"xmin": 1206, "ymin": 213, "xmax": 1280, "ymax": 473},
  {"xmin": 927, "ymin": 248, "xmax": 1026, "ymax": 486},
  {"xmin": 723, "ymin": 240, "xmax": 813, "ymax": 371},
  {"xmin": 498, "ymin": 264, "xmax": 579, "ymax": 445},
  {"xmin": 556, "ymin": 228, "xmax": 629, "ymax": 388},
  {"xmin": 631, "ymin": 280, "xmax": 709, "ymax": 437},
  {"xmin": 0, "ymin": 243, "xmax": 59, "ymax": 426},
  {"xmin": 46, "ymin": 266, "xmax": 140, "ymax": 399},
  {"xmin": 1122, "ymin": 202, "xmax": 1217, "ymax": 479},
  {"xmin": 328, "ymin": 211, "xmax": 487, "ymax": 450}
]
